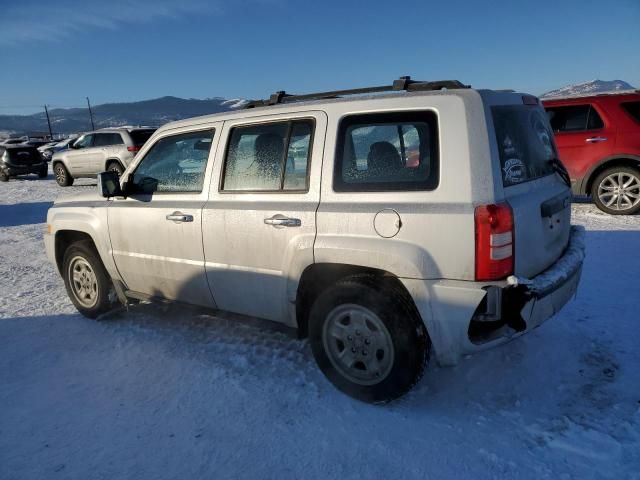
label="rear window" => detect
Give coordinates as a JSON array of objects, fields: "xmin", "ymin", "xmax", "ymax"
[
  {"xmin": 334, "ymin": 111, "xmax": 439, "ymax": 192},
  {"xmin": 621, "ymin": 101, "xmax": 640, "ymax": 123},
  {"xmin": 129, "ymin": 129, "xmax": 156, "ymax": 146},
  {"xmin": 492, "ymin": 106, "xmax": 557, "ymax": 187}
]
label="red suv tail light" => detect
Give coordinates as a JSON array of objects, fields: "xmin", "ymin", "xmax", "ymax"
[
  {"xmin": 475, "ymin": 203, "xmax": 514, "ymax": 281},
  {"xmin": 127, "ymin": 145, "xmax": 141, "ymax": 153}
]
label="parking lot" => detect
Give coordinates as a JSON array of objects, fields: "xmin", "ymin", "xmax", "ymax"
[{"xmin": 1, "ymin": 175, "xmax": 639, "ymax": 479}]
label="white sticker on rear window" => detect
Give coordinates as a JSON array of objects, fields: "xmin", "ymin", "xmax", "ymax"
[{"xmin": 501, "ymin": 136, "xmax": 525, "ymax": 184}]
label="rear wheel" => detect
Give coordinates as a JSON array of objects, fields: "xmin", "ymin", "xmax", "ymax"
[
  {"xmin": 592, "ymin": 166, "xmax": 640, "ymax": 215},
  {"xmin": 38, "ymin": 164, "xmax": 48, "ymax": 178},
  {"xmin": 308, "ymin": 275, "xmax": 430, "ymax": 403},
  {"xmin": 54, "ymin": 163, "xmax": 73, "ymax": 186},
  {"xmin": 0, "ymin": 171, "xmax": 8, "ymax": 182},
  {"xmin": 62, "ymin": 241, "xmax": 116, "ymax": 318},
  {"xmin": 107, "ymin": 161, "xmax": 124, "ymax": 176}
]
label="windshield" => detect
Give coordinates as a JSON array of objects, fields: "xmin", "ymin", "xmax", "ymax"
[{"xmin": 491, "ymin": 105, "xmax": 558, "ymax": 187}]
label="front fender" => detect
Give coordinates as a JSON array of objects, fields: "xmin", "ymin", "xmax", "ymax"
[{"xmin": 47, "ymin": 205, "xmax": 120, "ymax": 280}]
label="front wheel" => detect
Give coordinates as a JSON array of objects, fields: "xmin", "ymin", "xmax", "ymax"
[
  {"xmin": 54, "ymin": 163, "xmax": 74, "ymax": 186},
  {"xmin": 0, "ymin": 171, "xmax": 8, "ymax": 182},
  {"xmin": 308, "ymin": 275, "xmax": 430, "ymax": 403},
  {"xmin": 592, "ymin": 166, "xmax": 640, "ymax": 215},
  {"xmin": 62, "ymin": 241, "xmax": 116, "ymax": 318}
]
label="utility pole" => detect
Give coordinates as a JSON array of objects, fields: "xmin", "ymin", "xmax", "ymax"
[
  {"xmin": 86, "ymin": 96, "xmax": 95, "ymax": 130},
  {"xmin": 44, "ymin": 105, "xmax": 53, "ymax": 139}
]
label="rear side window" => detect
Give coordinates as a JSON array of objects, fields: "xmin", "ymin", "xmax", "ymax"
[
  {"xmin": 492, "ymin": 106, "xmax": 557, "ymax": 187},
  {"xmin": 222, "ymin": 120, "xmax": 313, "ymax": 192},
  {"xmin": 334, "ymin": 111, "xmax": 438, "ymax": 192},
  {"xmin": 621, "ymin": 101, "xmax": 640, "ymax": 123},
  {"xmin": 546, "ymin": 104, "xmax": 603, "ymax": 132},
  {"xmin": 129, "ymin": 129, "xmax": 156, "ymax": 146},
  {"xmin": 94, "ymin": 133, "xmax": 124, "ymax": 146}
]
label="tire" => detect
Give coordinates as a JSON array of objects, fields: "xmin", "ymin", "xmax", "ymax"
[
  {"xmin": 107, "ymin": 160, "xmax": 124, "ymax": 176},
  {"xmin": 591, "ymin": 166, "xmax": 640, "ymax": 215},
  {"xmin": 0, "ymin": 171, "xmax": 8, "ymax": 182},
  {"xmin": 62, "ymin": 240, "xmax": 116, "ymax": 319},
  {"xmin": 38, "ymin": 164, "xmax": 48, "ymax": 178},
  {"xmin": 54, "ymin": 163, "xmax": 73, "ymax": 187},
  {"xmin": 308, "ymin": 275, "xmax": 430, "ymax": 403}
]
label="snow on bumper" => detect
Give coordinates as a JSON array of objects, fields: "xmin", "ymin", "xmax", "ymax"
[{"xmin": 507, "ymin": 225, "xmax": 586, "ymax": 298}]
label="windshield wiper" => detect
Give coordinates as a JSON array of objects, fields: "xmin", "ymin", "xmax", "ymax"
[{"xmin": 548, "ymin": 157, "xmax": 571, "ymax": 188}]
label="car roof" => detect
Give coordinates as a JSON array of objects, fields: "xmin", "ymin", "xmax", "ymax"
[
  {"xmin": 542, "ymin": 90, "xmax": 640, "ymax": 105},
  {"xmin": 160, "ymin": 87, "xmax": 503, "ymax": 132}
]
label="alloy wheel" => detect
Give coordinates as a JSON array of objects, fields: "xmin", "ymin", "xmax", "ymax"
[{"xmin": 597, "ymin": 172, "xmax": 640, "ymax": 212}]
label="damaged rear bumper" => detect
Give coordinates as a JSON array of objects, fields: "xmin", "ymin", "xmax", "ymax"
[{"xmin": 401, "ymin": 226, "xmax": 586, "ymax": 366}]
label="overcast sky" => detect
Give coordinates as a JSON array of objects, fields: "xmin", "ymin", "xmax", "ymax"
[{"xmin": 0, "ymin": 0, "xmax": 638, "ymax": 114}]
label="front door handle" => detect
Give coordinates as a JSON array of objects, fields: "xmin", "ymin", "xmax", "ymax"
[
  {"xmin": 166, "ymin": 211, "xmax": 194, "ymax": 223},
  {"xmin": 264, "ymin": 215, "xmax": 301, "ymax": 227},
  {"xmin": 586, "ymin": 137, "xmax": 608, "ymax": 143}
]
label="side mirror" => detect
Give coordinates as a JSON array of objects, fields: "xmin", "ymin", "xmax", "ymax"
[{"xmin": 97, "ymin": 171, "xmax": 124, "ymax": 198}]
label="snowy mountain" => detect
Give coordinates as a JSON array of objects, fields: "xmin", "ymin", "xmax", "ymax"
[
  {"xmin": 541, "ymin": 79, "xmax": 636, "ymax": 99},
  {"xmin": 0, "ymin": 96, "xmax": 248, "ymax": 135}
]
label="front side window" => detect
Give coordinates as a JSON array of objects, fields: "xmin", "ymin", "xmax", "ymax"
[
  {"xmin": 74, "ymin": 134, "xmax": 94, "ymax": 149},
  {"xmin": 621, "ymin": 101, "xmax": 640, "ymax": 123},
  {"xmin": 334, "ymin": 111, "xmax": 438, "ymax": 192},
  {"xmin": 222, "ymin": 120, "xmax": 313, "ymax": 192},
  {"xmin": 130, "ymin": 130, "xmax": 214, "ymax": 194}
]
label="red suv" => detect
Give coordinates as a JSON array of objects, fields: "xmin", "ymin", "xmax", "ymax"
[{"xmin": 543, "ymin": 91, "xmax": 640, "ymax": 214}]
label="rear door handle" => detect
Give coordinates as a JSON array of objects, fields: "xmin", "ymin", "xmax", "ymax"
[
  {"xmin": 166, "ymin": 211, "xmax": 194, "ymax": 223},
  {"xmin": 264, "ymin": 215, "xmax": 301, "ymax": 227},
  {"xmin": 586, "ymin": 137, "xmax": 607, "ymax": 143}
]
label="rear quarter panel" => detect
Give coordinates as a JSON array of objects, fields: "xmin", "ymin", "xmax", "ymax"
[{"xmin": 316, "ymin": 91, "xmax": 494, "ymax": 281}]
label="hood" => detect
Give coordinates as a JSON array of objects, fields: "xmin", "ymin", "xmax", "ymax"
[{"xmin": 54, "ymin": 190, "xmax": 105, "ymax": 205}]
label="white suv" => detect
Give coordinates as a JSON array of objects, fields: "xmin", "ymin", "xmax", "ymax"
[
  {"xmin": 45, "ymin": 78, "xmax": 585, "ymax": 402},
  {"xmin": 51, "ymin": 127, "xmax": 156, "ymax": 186}
]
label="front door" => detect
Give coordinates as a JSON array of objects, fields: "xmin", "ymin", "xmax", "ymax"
[
  {"xmin": 65, "ymin": 133, "xmax": 96, "ymax": 175},
  {"xmin": 108, "ymin": 125, "xmax": 222, "ymax": 307},
  {"xmin": 202, "ymin": 112, "xmax": 326, "ymax": 324}
]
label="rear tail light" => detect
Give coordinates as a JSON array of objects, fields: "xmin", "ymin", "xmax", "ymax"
[
  {"xmin": 127, "ymin": 145, "xmax": 141, "ymax": 153},
  {"xmin": 475, "ymin": 203, "xmax": 514, "ymax": 281}
]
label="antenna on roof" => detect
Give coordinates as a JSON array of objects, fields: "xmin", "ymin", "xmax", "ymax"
[{"xmin": 244, "ymin": 76, "xmax": 470, "ymax": 109}]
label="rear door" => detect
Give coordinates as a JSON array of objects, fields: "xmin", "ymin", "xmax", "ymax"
[
  {"xmin": 202, "ymin": 112, "xmax": 326, "ymax": 323},
  {"xmin": 489, "ymin": 99, "xmax": 572, "ymax": 278},
  {"xmin": 545, "ymin": 103, "xmax": 613, "ymax": 183},
  {"xmin": 93, "ymin": 133, "xmax": 123, "ymax": 172}
]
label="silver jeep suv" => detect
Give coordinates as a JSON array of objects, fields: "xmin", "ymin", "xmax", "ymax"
[
  {"xmin": 51, "ymin": 127, "xmax": 155, "ymax": 186},
  {"xmin": 45, "ymin": 78, "xmax": 585, "ymax": 402}
]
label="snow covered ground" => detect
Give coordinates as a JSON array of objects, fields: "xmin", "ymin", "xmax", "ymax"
[{"xmin": 1, "ymin": 176, "xmax": 639, "ymax": 480}]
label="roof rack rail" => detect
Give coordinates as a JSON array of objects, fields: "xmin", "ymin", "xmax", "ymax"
[{"xmin": 244, "ymin": 76, "xmax": 470, "ymax": 109}]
